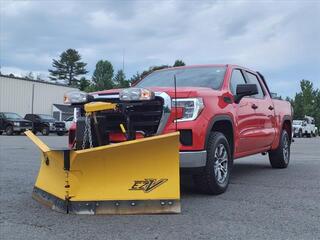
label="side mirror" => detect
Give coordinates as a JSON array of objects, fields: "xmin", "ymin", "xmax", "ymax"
[{"xmin": 234, "ymin": 84, "xmax": 258, "ymax": 104}]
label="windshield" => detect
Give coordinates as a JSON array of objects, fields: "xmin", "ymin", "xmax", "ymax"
[
  {"xmin": 64, "ymin": 116, "xmax": 73, "ymax": 121},
  {"xmin": 136, "ymin": 66, "xmax": 226, "ymax": 89},
  {"xmin": 39, "ymin": 114, "xmax": 55, "ymax": 120},
  {"xmin": 293, "ymin": 120, "xmax": 303, "ymax": 125},
  {"xmin": 4, "ymin": 113, "xmax": 23, "ymax": 119}
]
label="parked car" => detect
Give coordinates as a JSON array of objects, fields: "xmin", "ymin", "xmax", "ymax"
[
  {"xmin": 68, "ymin": 64, "xmax": 293, "ymax": 195},
  {"xmin": 293, "ymin": 116, "xmax": 316, "ymax": 138},
  {"xmin": 24, "ymin": 114, "xmax": 66, "ymax": 136},
  {"xmin": 0, "ymin": 112, "xmax": 32, "ymax": 135},
  {"xmin": 64, "ymin": 116, "xmax": 74, "ymax": 131},
  {"xmin": 293, "ymin": 120, "xmax": 304, "ymax": 137},
  {"xmin": 304, "ymin": 115, "xmax": 316, "ymax": 137}
]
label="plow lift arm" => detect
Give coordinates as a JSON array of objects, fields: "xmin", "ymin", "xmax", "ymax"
[{"xmin": 25, "ymin": 101, "xmax": 180, "ymax": 214}]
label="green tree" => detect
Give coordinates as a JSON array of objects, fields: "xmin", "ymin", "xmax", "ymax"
[
  {"xmin": 25, "ymin": 72, "xmax": 35, "ymax": 80},
  {"xmin": 173, "ymin": 59, "xmax": 186, "ymax": 67},
  {"xmin": 114, "ymin": 70, "xmax": 129, "ymax": 88},
  {"xmin": 292, "ymin": 79, "xmax": 320, "ymax": 128},
  {"xmin": 300, "ymin": 80, "xmax": 315, "ymax": 114},
  {"xmin": 49, "ymin": 49, "xmax": 88, "ymax": 86},
  {"xmin": 129, "ymin": 72, "xmax": 141, "ymax": 85},
  {"xmin": 92, "ymin": 60, "xmax": 114, "ymax": 90},
  {"xmin": 140, "ymin": 65, "xmax": 169, "ymax": 79},
  {"xmin": 293, "ymin": 92, "xmax": 304, "ymax": 119},
  {"xmin": 79, "ymin": 77, "xmax": 90, "ymax": 91}
]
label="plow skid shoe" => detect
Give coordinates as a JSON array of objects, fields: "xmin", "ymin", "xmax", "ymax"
[{"xmin": 25, "ymin": 131, "xmax": 180, "ymax": 214}]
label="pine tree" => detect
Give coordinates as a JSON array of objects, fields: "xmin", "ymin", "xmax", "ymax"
[
  {"xmin": 173, "ymin": 59, "xmax": 186, "ymax": 67},
  {"xmin": 114, "ymin": 70, "xmax": 129, "ymax": 88},
  {"xmin": 49, "ymin": 49, "xmax": 88, "ymax": 86},
  {"xmin": 79, "ymin": 77, "xmax": 90, "ymax": 91},
  {"xmin": 129, "ymin": 72, "xmax": 141, "ymax": 85}
]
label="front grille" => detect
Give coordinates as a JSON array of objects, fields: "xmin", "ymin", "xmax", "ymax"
[
  {"xmin": 96, "ymin": 97, "xmax": 164, "ymax": 136},
  {"xmin": 21, "ymin": 122, "xmax": 31, "ymax": 127},
  {"xmin": 54, "ymin": 122, "xmax": 65, "ymax": 128}
]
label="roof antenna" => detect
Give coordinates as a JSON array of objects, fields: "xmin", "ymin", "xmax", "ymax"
[{"xmin": 174, "ymin": 74, "xmax": 178, "ymax": 132}]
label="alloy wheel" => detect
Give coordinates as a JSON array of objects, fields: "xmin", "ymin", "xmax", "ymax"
[{"xmin": 213, "ymin": 144, "xmax": 228, "ymax": 184}]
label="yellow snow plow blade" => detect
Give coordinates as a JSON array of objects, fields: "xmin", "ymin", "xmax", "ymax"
[{"xmin": 25, "ymin": 130, "xmax": 180, "ymax": 214}]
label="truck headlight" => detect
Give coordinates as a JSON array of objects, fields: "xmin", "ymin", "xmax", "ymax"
[
  {"xmin": 119, "ymin": 88, "xmax": 155, "ymax": 101},
  {"xmin": 64, "ymin": 91, "xmax": 88, "ymax": 104},
  {"xmin": 13, "ymin": 122, "xmax": 20, "ymax": 126},
  {"xmin": 172, "ymin": 98, "xmax": 204, "ymax": 122}
]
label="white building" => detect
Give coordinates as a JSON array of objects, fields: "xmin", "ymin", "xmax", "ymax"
[{"xmin": 0, "ymin": 75, "xmax": 78, "ymax": 120}]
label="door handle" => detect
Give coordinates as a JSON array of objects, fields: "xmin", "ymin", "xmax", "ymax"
[
  {"xmin": 251, "ymin": 104, "xmax": 258, "ymax": 110},
  {"xmin": 268, "ymin": 105, "xmax": 274, "ymax": 110}
]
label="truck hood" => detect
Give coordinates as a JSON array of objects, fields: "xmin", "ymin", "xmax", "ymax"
[
  {"xmin": 92, "ymin": 87, "xmax": 219, "ymax": 98},
  {"xmin": 8, "ymin": 118, "xmax": 32, "ymax": 123}
]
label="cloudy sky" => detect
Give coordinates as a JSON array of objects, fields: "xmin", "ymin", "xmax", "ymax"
[{"xmin": 1, "ymin": 0, "xmax": 319, "ymax": 97}]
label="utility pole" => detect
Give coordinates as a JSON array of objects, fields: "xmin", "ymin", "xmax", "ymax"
[
  {"xmin": 122, "ymin": 48, "xmax": 125, "ymax": 73},
  {"xmin": 31, "ymin": 84, "xmax": 35, "ymax": 114}
]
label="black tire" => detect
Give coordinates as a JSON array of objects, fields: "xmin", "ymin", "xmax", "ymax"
[
  {"xmin": 193, "ymin": 132, "xmax": 233, "ymax": 195},
  {"xmin": 57, "ymin": 131, "xmax": 65, "ymax": 136},
  {"xmin": 0, "ymin": 131, "xmax": 3, "ymax": 135},
  {"xmin": 5, "ymin": 125, "xmax": 13, "ymax": 135},
  {"xmin": 269, "ymin": 130, "xmax": 290, "ymax": 168},
  {"xmin": 41, "ymin": 126, "xmax": 49, "ymax": 136}
]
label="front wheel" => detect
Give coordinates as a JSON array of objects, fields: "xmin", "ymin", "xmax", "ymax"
[
  {"xmin": 193, "ymin": 132, "xmax": 233, "ymax": 195},
  {"xmin": 5, "ymin": 125, "xmax": 14, "ymax": 135},
  {"xmin": 57, "ymin": 131, "xmax": 65, "ymax": 136},
  {"xmin": 269, "ymin": 130, "xmax": 290, "ymax": 168},
  {"xmin": 41, "ymin": 126, "xmax": 49, "ymax": 136}
]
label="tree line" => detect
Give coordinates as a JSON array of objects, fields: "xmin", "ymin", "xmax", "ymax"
[
  {"xmin": 286, "ymin": 80, "xmax": 320, "ymax": 128},
  {"xmin": 3, "ymin": 48, "xmax": 318, "ymax": 127},
  {"xmin": 48, "ymin": 48, "xmax": 185, "ymax": 92}
]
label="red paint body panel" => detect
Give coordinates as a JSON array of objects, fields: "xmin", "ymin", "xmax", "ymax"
[{"xmin": 69, "ymin": 64, "xmax": 292, "ymax": 159}]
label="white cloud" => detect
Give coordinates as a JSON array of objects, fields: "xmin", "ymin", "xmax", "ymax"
[{"xmin": 0, "ymin": 0, "xmax": 319, "ymax": 96}]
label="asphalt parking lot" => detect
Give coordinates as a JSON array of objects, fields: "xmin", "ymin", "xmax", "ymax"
[{"xmin": 0, "ymin": 135, "xmax": 319, "ymax": 240}]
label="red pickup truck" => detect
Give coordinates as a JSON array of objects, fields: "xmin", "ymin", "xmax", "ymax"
[{"xmin": 68, "ymin": 64, "xmax": 292, "ymax": 195}]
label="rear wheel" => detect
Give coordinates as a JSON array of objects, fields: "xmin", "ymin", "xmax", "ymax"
[
  {"xmin": 193, "ymin": 132, "xmax": 232, "ymax": 195},
  {"xmin": 0, "ymin": 131, "xmax": 3, "ymax": 135},
  {"xmin": 57, "ymin": 131, "xmax": 65, "ymax": 136},
  {"xmin": 269, "ymin": 130, "xmax": 290, "ymax": 168},
  {"xmin": 5, "ymin": 125, "xmax": 13, "ymax": 135},
  {"xmin": 41, "ymin": 126, "xmax": 49, "ymax": 136}
]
